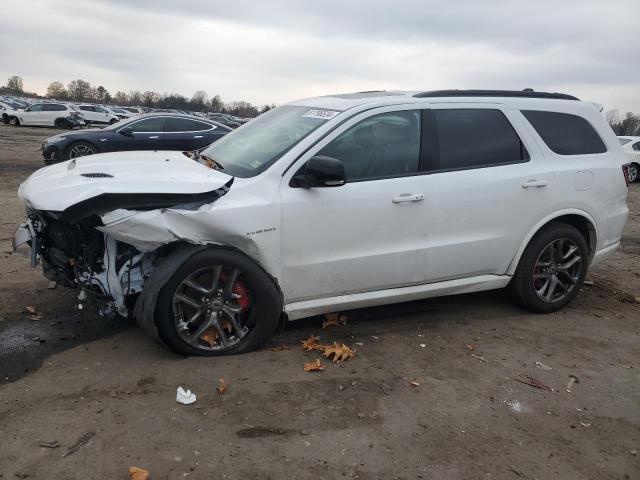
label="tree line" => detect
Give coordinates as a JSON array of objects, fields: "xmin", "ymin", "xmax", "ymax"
[{"xmin": 1, "ymin": 75, "xmax": 276, "ymax": 118}]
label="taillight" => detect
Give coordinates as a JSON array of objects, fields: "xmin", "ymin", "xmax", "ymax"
[{"xmin": 622, "ymin": 164, "xmax": 630, "ymax": 187}]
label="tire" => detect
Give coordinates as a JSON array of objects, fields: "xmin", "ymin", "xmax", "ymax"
[
  {"xmin": 154, "ymin": 248, "xmax": 282, "ymax": 356},
  {"xmin": 510, "ymin": 222, "xmax": 588, "ymax": 313},
  {"xmin": 109, "ymin": 118, "xmax": 118, "ymax": 125},
  {"xmin": 13, "ymin": 117, "xmax": 20, "ymax": 126},
  {"xmin": 2, "ymin": 114, "xmax": 8, "ymax": 125},
  {"xmin": 54, "ymin": 118, "xmax": 70, "ymax": 129},
  {"xmin": 629, "ymin": 163, "xmax": 639, "ymax": 183},
  {"xmin": 65, "ymin": 141, "xmax": 97, "ymax": 159}
]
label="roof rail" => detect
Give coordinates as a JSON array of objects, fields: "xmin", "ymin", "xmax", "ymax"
[{"xmin": 413, "ymin": 89, "xmax": 579, "ymax": 101}]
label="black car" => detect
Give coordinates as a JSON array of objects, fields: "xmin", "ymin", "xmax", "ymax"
[{"xmin": 41, "ymin": 113, "xmax": 232, "ymax": 164}]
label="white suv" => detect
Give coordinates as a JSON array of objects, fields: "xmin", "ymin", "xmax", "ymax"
[
  {"xmin": 13, "ymin": 90, "xmax": 629, "ymax": 355},
  {"xmin": 16, "ymin": 102, "xmax": 84, "ymax": 128},
  {"xmin": 77, "ymin": 104, "xmax": 120, "ymax": 126}
]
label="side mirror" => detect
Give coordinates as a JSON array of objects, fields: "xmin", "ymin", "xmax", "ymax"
[
  {"xmin": 293, "ymin": 155, "xmax": 346, "ymax": 188},
  {"xmin": 119, "ymin": 126, "xmax": 134, "ymax": 136}
]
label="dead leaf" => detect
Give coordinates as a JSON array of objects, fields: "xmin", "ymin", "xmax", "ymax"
[
  {"xmin": 222, "ymin": 320, "xmax": 233, "ymax": 333},
  {"xmin": 409, "ymin": 379, "xmax": 421, "ymax": 387},
  {"xmin": 271, "ymin": 344, "xmax": 290, "ymax": 351},
  {"xmin": 200, "ymin": 328, "xmax": 219, "ymax": 347},
  {"xmin": 24, "ymin": 306, "xmax": 43, "ymax": 320},
  {"xmin": 128, "ymin": 466, "xmax": 150, "ymax": 480},
  {"xmin": 322, "ymin": 342, "xmax": 355, "ymax": 363},
  {"xmin": 300, "ymin": 335, "xmax": 322, "ymax": 351},
  {"xmin": 217, "ymin": 378, "xmax": 228, "ymax": 395},
  {"xmin": 303, "ymin": 358, "xmax": 325, "ymax": 372},
  {"xmin": 464, "ymin": 343, "xmax": 476, "ymax": 351}
]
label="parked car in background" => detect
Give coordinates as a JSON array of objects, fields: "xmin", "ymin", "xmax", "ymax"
[
  {"xmin": 15, "ymin": 89, "xmax": 629, "ymax": 355},
  {"xmin": 77, "ymin": 104, "xmax": 120, "ymax": 126},
  {"xmin": 40, "ymin": 113, "xmax": 231, "ymax": 163},
  {"xmin": 107, "ymin": 107, "xmax": 133, "ymax": 120},
  {"xmin": 122, "ymin": 106, "xmax": 144, "ymax": 115},
  {"xmin": 0, "ymin": 100, "xmax": 21, "ymax": 124},
  {"xmin": 206, "ymin": 113, "xmax": 242, "ymax": 128},
  {"xmin": 15, "ymin": 102, "xmax": 84, "ymax": 128},
  {"xmin": 618, "ymin": 136, "xmax": 640, "ymax": 182}
]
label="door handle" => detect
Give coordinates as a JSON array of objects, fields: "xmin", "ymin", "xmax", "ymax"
[
  {"xmin": 522, "ymin": 179, "xmax": 547, "ymax": 188},
  {"xmin": 392, "ymin": 193, "xmax": 425, "ymax": 203},
  {"xmin": 148, "ymin": 135, "xmax": 159, "ymax": 139}
]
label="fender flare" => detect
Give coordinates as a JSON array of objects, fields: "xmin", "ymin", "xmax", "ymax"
[{"xmin": 506, "ymin": 208, "xmax": 598, "ymax": 275}]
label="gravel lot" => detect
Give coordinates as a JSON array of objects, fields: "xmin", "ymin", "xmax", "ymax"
[{"xmin": 0, "ymin": 124, "xmax": 639, "ymax": 479}]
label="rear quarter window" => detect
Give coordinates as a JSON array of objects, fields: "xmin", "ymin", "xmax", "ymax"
[{"xmin": 522, "ymin": 110, "xmax": 606, "ymax": 155}]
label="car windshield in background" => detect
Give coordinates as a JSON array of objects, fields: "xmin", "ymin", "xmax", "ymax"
[{"xmin": 201, "ymin": 105, "xmax": 338, "ymax": 177}]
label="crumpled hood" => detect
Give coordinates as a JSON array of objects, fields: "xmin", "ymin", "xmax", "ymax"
[{"xmin": 19, "ymin": 150, "xmax": 232, "ymax": 212}]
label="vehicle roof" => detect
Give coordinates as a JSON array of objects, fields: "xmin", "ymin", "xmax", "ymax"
[
  {"xmin": 288, "ymin": 89, "xmax": 594, "ymax": 113},
  {"xmin": 125, "ymin": 112, "xmax": 232, "ymax": 130},
  {"xmin": 618, "ymin": 136, "xmax": 640, "ymax": 140}
]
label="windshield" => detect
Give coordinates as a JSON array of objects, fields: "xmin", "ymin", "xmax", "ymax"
[{"xmin": 201, "ymin": 105, "xmax": 339, "ymax": 177}]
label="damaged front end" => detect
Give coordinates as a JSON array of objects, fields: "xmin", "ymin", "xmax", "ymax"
[
  {"xmin": 15, "ymin": 209, "xmax": 154, "ymax": 317},
  {"xmin": 13, "ymin": 150, "xmax": 235, "ymax": 318}
]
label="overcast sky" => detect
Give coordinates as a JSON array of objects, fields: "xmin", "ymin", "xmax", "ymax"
[{"xmin": 2, "ymin": 0, "xmax": 639, "ymax": 111}]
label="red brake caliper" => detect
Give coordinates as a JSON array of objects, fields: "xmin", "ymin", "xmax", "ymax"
[{"xmin": 232, "ymin": 280, "xmax": 251, "ymax": 311}]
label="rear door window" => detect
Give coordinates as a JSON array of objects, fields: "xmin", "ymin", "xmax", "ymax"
[
  {"xmin": 522, "ymin": 110, "xmax": 606, "ymax": 155},
  {"xmin": 164, "ymin": 117, "xmax": 214, "ymax": 132},
  {"xmin": 428, "ymin": 109, "xmax": 529, "ymax": 172}
]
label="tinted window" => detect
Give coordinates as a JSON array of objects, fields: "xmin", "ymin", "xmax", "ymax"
[
  {"xmin": 128, "ymin": 117, "xmax": 166, "ymax": 132},
  {"xmin": 164, "ymin": 117, "xmax": 213, "ymax": 132},
  {"xmin": 633, "ymin": 141, "xmax": 640, "ymax": 152},
  {"xmin": 27, "ymin": 104, "xmax": 43, "ymax": 112},
  {"xmin": 43, "ymin": 104, "xmax": 67, "ymax": 112},
  {"xmin": 79, "ymin": 106, "xmax": 93, "ymax": 112},
  {"xmin": 95, "ymin": 107, "xmax": 107, "ymax": 113},
  {"xmin": 431, "ymin": 109, "xmax": 528, "ymax": 171},
  {"xmin": 522, "ymin": 110, "xmax": 606, "ymax": 155},
  {"xmin": 318, "ymin": 110, "xmax": 421, "ymax": 181}
]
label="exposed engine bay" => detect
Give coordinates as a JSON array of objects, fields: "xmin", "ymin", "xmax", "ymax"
[{"xmin": 24, "ymin": 209, "xmax": 155, "ymax": 317}]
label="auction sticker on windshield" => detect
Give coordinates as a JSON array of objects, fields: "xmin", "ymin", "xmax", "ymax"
[{"xmin": 302, "ymin": 109, "xmax": 340, "ymax": 120}]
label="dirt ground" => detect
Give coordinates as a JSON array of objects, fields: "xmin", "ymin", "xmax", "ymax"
[{"xmin": 0, "ymin": 124, "xmax": 639, "ymax": 480}]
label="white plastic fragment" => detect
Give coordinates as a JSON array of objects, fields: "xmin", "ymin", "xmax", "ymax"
[{"xmin": 176, "ymin": 386, "xmax": 197, "ymax": 405}]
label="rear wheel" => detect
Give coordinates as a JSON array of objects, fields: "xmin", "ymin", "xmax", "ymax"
[
  {"xmin": 13, "ymin": 117, "xmax": 20, "ymax": 126},
  {"xmin": 629, "ymin": 163, "xmax": 639, "ymax": 183},
  {"xmin": 66, "ymin": 141, "xmax": 97, "ymax": 159},
  {"xmin": 511, "ymin": 223, "xmax": 588, "ymax": 313},
  {"xmin": 154, "ymin": 248, "xmax": 282, "ymax": 356},
  {"xmin": 109, "ymin": 118, "xmax": 118, "ymax": 125}
]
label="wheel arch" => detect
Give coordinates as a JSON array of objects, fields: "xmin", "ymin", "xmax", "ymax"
[
  {"xmin": 133, "ymin": 241, "xmax": 284, "ymax": 341},
  {"xmin": 507, "ymin": 209, "xmax": 598, "ymax": 276}
]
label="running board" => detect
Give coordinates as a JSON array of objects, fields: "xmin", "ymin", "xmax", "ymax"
[{"xmin": 284, "ymin": 275, "xmax": 512, "ymax": 320}]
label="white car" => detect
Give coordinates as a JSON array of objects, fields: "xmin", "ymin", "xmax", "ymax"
[
  {"xmin": 618, "ymin": 136, "xmax": 640, "ymax": 183},
  {"xmin": 77, "ymin": 104, "xmax": 119, "ymax": 126},
  {"xmin": 13, "ymin": 89, "xmax": 629, "ymax": 356},
  {"xmin": 108, "ymin": 107, "xmax": 134, "ymax": 119},
  {"xmin": 16, "ymin": 102, "xmax": 84, "ymax": 128}
]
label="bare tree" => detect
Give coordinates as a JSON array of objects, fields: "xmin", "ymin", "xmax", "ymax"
[
  {"xmin": 209, "ymin": 95, "xmax": 224, "ymax": 112},
  {"xmin": 141, "ymin": 91, "xmax": 161, "ymax": 108},
  {"xmin": 67, "ymin": 79, "xmax": 92, "ymax": 101},
  {"xmin": 46, "ymin": 81, "xmax": 68, "ymax": 99},
  {"xmin": 113, "ymin": 91, "xmax": 127, "ymax": 105},
  {"xmin": 6, "ymin": 75, "xmax": 24, "ymax": 93}
]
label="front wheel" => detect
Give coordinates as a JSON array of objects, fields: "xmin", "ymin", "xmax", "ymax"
[
  {"xmin": 154, "ymin": 248, "xmax": 282, "ymax": 356},
  {"xmin": 510, "ymin": 223, "xmax": 588, "ymax": 313}
]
